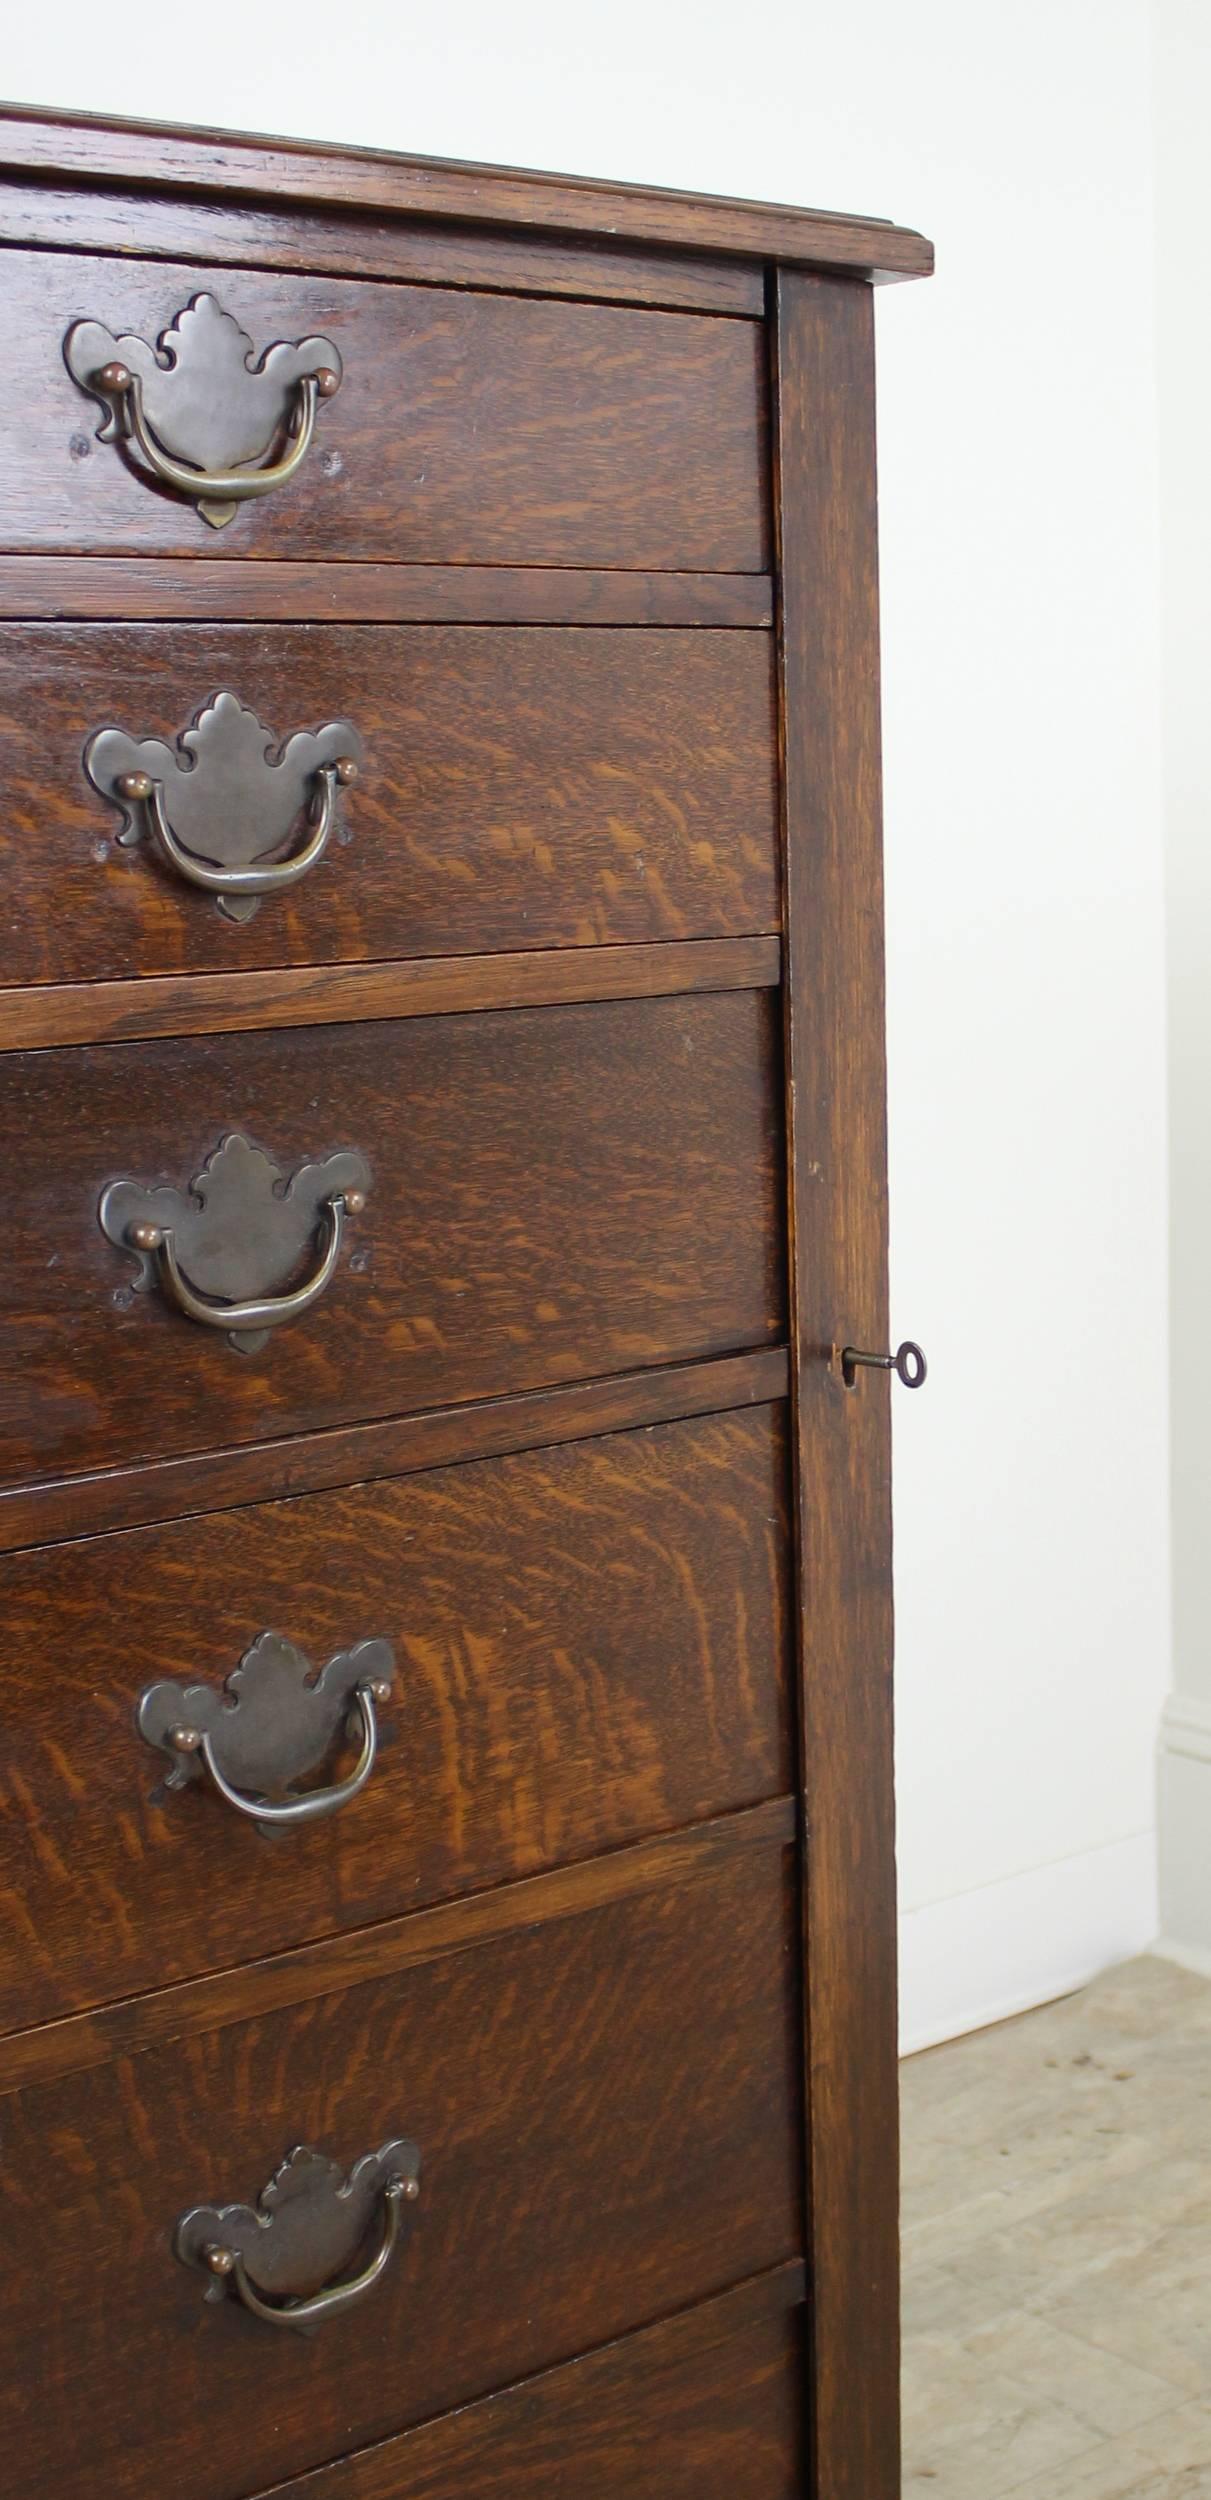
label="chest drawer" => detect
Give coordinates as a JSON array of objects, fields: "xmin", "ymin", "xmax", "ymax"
[
  {"xmin": 255, "ymin": 2269, "xmax": 806, "ymax": 2500},
  {"xmin": 4, "ymin": 624, "xmax": 778, "ymax": 984},
  {"xmin": 0, "ymin": 990, "xmax": 784, "ymax": 1488},
  {"xmin": 1, "ymin": 250, "xmax": 768, "ymax": 566},
  {"xmin": 0, "ymin": 1832, "xmax": 800, "ymax": 2500},
  {"xmin": 0, "ymin": 1404, "xmax": 791, "ymax": 2030}
]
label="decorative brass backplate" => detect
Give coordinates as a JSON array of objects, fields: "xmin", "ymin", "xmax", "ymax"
[
  {"xmin": 85, "ymin": 691, "xmax": 363, "ymax": 922},
  {"xmin": 63, "ymin": 292, "xmax": 342, "ymax": 525},
  {"xmin": 99, "ymin": 1131, "xmax": 371, "ymax": 1352},
  {"xmin": 176, "ymin": 2140, "xmax": 421, "ymax": 2332},
  {"xmin": 139, "ymin": 1631, "xmax": 395, "ymax": 1830}
]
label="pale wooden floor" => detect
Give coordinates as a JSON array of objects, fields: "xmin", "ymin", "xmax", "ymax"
[{"xmin": 901, "ymin": 1953, "xmax": 1211, "ymax": 2497}]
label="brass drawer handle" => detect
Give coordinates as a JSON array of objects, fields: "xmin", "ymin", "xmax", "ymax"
[
  {"xmin": 99, "ymin": 1131, "xmax": 370, "ymax": 1353},
  {"xmin": 167, "ymin": 1680, "xmax": 385, "ymax": 1827},
  {"xmin": 152, "ymin": 1189, "xmax": 348, "ymax": 1333},
  {"xmin": 103, "ymin": 364, "xmax": 328, "ymax": 513},
  {"xmin": 139, "ymin": 1631, "xmax": 395, "ymax": 1832},
  {"xmin": 216, "ymin": 2179, "xmax": 409, "ymax": 2329},
  {"xmin": 64, "ymin": 291, "xmax": 341, "ymax": 528},
  {"xmin": 86, "ymin": 692, "xmax": 362, "ymax": 925},
  {"xmin": 177, "ymin": 2141, "xmax": 421, "ymax": 2333}
]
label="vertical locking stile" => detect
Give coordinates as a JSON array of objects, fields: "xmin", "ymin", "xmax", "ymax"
[{"xmin": 771, "ymin": 266, "xmax": 901, "ymax": 2500}]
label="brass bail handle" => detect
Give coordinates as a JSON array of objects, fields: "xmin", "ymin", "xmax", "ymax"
[
  {"xmin": 127, "ymin": 1184, "xmax": 366, "ymax": 1335},
  {"xmin": 176, "ymin": 2140, "xmax": 423, "ymax": 2335},
  {"xmin": 91, "ymin": 358, "xmax": 340, "ymax": 508},
  {"xmin": 167, "ymin": 1677, "xmax": 392, "ymax": 1829},
  {"xmin": 841, "ymin": 1340, "xmax": 928, "ymax": 1390},
  {"xmin": 115, "ymin": 753, "xmax": 358, "ymax": 901},
  {"xmin": 204, "ymin": 2173, "xmax": 419, "ymax": 2330}
]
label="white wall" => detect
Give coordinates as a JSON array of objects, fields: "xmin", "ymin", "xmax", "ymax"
[
  {"xmin": 3, "ymin": 1, "xmax": 1172, "ymax": 2049},
  {"xmin": 1153, "ymin": 0, "xmax": 1211, "ymax": 1969}
]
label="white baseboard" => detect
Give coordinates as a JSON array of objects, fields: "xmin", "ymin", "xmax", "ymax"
[
  {"xmin": 1158, "ymin": 1691, "xmax": 1211, "ymax": 1960},
  {"xmin": 899, "ymin": 1829, "xmax": 1159, "ymax": 2056},
  {"xmin": 1154, "ymin": 1934, "xmax": 1211, "ymax": 1982}
]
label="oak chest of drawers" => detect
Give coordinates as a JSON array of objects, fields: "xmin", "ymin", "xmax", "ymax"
[{"xmin": 0, "ymin": 104, "xmax": 931, "ymax": 2500}]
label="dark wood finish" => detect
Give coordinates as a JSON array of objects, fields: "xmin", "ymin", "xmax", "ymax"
[
  {"xmin": 772, "ymin": 269, "xmax": 900, "ymax": 2500},
  {"xmin": 0, "ymin": 557, "xmax": 773, "ymax": 625},
  {"xmin": 0, "ymin": 1796, "xmax": 796, "ymax": 2094},
  {"xmin": 0, "ymin": 106, "xmax": 934, "ymax": 279},
  {"xmin": 0, "ymin": 937, "xmax": 782, "ymax": 1053},
  {"xmin": 0, "ymin": 177, "xmax": 765, "ymax": 314},
  {"xmin": 2, "ymin": 625, "xmax": 778, "ymax": 987},
  {"xmin": 0, "ymin": 1344, "xmax": 788, "ymax": 1555},
  {"xmin": 0, "ymin": 1832, "xmax": 802, "ymax": 2500},
  {"xmin": 251, "ymin": 2265, "xmax": 807, "ymax": 2500},
  {"xmin": 0, "ymin": 251, "xmax": 768, "ymax": 568},
  {"xmin": 0, "ymin": 114, "xmax": 927, "ymax": 2500},
  {"xmin": 0, "ymin": 990, "xmax": 784, "ymax": 1488},
  {"xmin": 0, "ymin": 1404, "xmax": 792, "ymax": 2032}
]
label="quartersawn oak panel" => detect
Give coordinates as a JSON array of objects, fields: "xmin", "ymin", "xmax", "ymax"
[
  {"xmin": 0, "ymin": 1838, "xmax": 803, "ymax": 2500},
  {"xmin": 0, "ymin": 251, "xmax": 769, "ymax": 568},
  {"xmin": 0, "ymin": 991, "xmax": 785, "ymax": 1487},
  {"xmin": 0, "ymin": 1802, "xmax": 795, "ymax": 2094},
  {"xmin": 0, "ymin": 624, "xmax": 779, "ymax": 985},
  {"xmin": 0, "ymin": 1405, "xmax": 792, "ymax": 2032},
  {"xmin": 0, "ymin": 1348, "xmax": 789, "ymax": 1558},
  {"xmin": 252, "ymin": 2267, "xmax": 806, "ymax": 2500}
]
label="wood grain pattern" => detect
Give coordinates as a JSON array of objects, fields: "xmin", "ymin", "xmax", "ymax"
[
  {"xmin": 0, "ymin": 251, "xmax": 768, "ymax": 568},
  {"xmin": 252, "ymin": 2266, "xmax": 807, "ymax": 2500},
  {"xmin": 0, "ymin": 1405, "xmax": 792, "ymax": 2032},
  {"xmin": 0, "ymin": 991, "xmax": 784, "ymax": 1489},
  {"xmin": 0, "ymin": 938, "xmax": 782, "ymax": 1054},
  {"xmin": 0, "ymin": 558, "xmax": 774, "ymax": 626},
  {"xmin": 0, "ymin": 106, "xmax": 934, "ymax": 279},
  {"xmin": 0, "ymin": 1835, "xmax": 803, "ymax": 2500},
  {"xmin": 0, "ymin": 177, "xmax": 766, "ymax": 314},
  {"xmin": 773, "ymin": 269, "xmax": 900, "ymax": 2499},
  {"xmin": 0, "ymin": 112, "xmax": 926, "ymax": 2500},
  {"xmin": 0, "ymin": 1345, "xmax": 789, "ymax": 1556},
  {"xmin": 0, "ymin": 1797, "xmax": 797, "ymax": 2094},
  {"xmin": 1, "ymin": 624, "xmax": 778, "ymax": 986}
]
